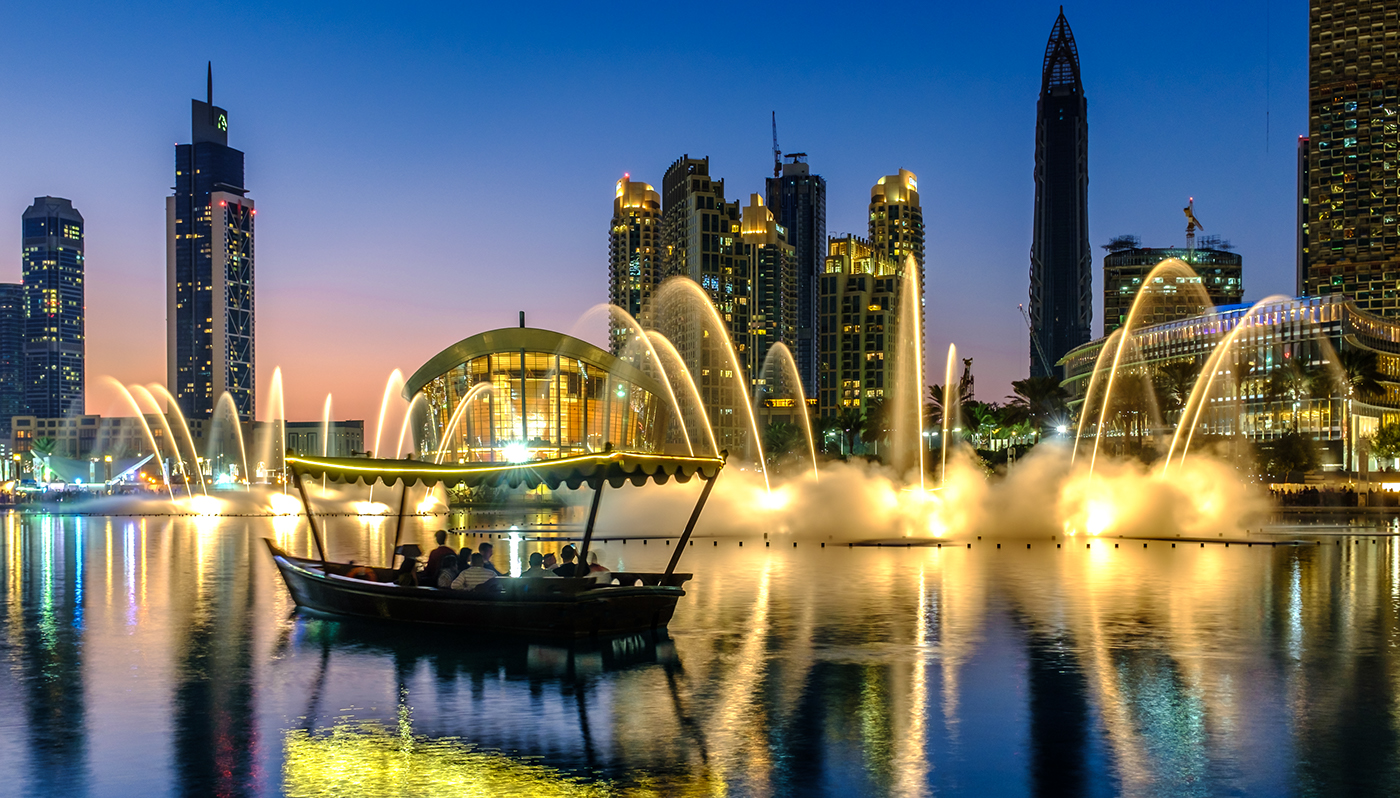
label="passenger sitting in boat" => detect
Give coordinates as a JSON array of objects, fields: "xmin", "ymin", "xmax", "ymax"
[
  {"xmin": 552, "ymin": 545, "xmax": 581, "ymax": 577},
  {"xmin": 479, "ymin": 542, "xmax": 502, "ymax": 576},
  {"xmin": 451, "ymin": 553, "xmax": 496, "ymax": 591},
  {"xmin": 542, "ymin": 552, "xmax": 558, "ymax": 571},
  {"xmin": 436, "ymin": 554, "xmax": 460, "ymax": 588},
  {"xmin": 395, "ymin": 557, "xmax": 419, "ymax": 587},
  {"xmin": 423, "ymin": 530, "xmax": 455, "ymax": 583},
  {"xmin": 344, "ymin": 560, "xmax": 377, "ymax": 581},
  {"xmin": 520, "ymin": 552, "xmax": 547, "ymax": 578},
  {"xmin": 587, "ymin": 551, "xmax": 613, "ymax": 584}
]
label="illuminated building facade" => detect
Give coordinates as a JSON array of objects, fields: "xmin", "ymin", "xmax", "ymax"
[
  {"xmin": 741, "ymin": 194, "xmax": 797, "ymax": 403},
  {"xmin": 285, "ymin": 420, "xmax": 364, "ymax": 458},
  {"xmin": 21, "ymin": 197, "xmax": 84, "ymax": 419},
  {"xmin": 765, "ymin": 155, "xmax": 826, "ymax": 395},
  {"xmin": 168, "ymin": 64, "xmax": 255, "ymax": 422},
  {"xmin": 1030, "ymin": 9, "xmax": 1092, "ymax": 377},
  {"xmin": 1060, "ymin": 295, "xmax": 1400, "ymax": 471},
  {"xmin": 1298, "ymin": 135, "xmax": 1311, "ymax": 294},
  {"xmin": 1301, "ymin": 0, "xmax": 1400, "ymax": 312},
  {"xmin": 0, "ymin": 283, "xmax": 24, "ymax": 434},
  {"xmin": 1102, "ymin": 241, "xmax": 1244, "ymax": 334},
  {"xmin": 405, "ymin": 327, "xmax": 669, "ymax": 463},
  {"xmin": 659, "ymin": 155, "xmax": 751, "ymax": 450},
  {"xmin": 608, "ymin": 176, "xmax": 662, "ymax": 354},
  {"xmin": 817, "ymin": 235, "xmax": 906, "ymax": 416}
]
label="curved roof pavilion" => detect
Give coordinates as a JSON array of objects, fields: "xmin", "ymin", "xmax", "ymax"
[{"xmin": 404, "ymin": 327, "xmax": 671, "ymax": 464}]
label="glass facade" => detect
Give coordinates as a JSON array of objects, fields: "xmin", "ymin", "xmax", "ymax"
[
  {"xmin": 21, "ymin": 197, "xmax": 84, "ymax": 420},
  {"xmin": 408, "ymin": 330, "xmax": 669, "ymax": 463}
]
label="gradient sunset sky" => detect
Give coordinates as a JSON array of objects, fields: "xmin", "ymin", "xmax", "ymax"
[{"xmin": 0, "ymin": 1, "xmax": 1305, "ymax": 424}]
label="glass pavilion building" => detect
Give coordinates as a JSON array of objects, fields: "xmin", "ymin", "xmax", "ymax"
[{"xmin": 404, "ymin": 327, "xmax": 671, "ymax": 463}]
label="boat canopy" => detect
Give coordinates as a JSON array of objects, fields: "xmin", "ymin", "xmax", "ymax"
[{"xmin": 286, "ymin": 452, "xmax": 726, "ymax": 491}]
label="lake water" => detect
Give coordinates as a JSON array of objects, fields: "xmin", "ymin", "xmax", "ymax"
[{"xmin": 1, "ymin": 510, "xmax": 1399, "ymax": 796}]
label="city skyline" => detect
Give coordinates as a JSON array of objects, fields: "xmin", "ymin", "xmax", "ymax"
[{"xmin": 0, "ymin": 1, "xmax": 1306, "ymax": 422}]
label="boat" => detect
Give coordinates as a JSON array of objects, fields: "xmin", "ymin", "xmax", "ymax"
[{"xmin": 265, "ymin": 449, "xmax": 725, "ymax": 638}]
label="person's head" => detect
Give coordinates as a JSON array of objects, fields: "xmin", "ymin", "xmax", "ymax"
[
  {"xmin": 542, "ymin": 552, "xmax": 558, "ymax": 569},
  {"xmin": 560, "ymin": 544, "xmax": 576, "ymax": 563},
  {"xmin": 479, "ymin": 542, "xmax": 493, "ymax": 559},
  {"xmin": 441, "ymin": 554, "xmax": 458, "ymax": 571},
  {"xmin": 528, "ymin": 552, "xmax": 543, "ymax": 568},
  {"xmin": 435, "ymin": 529, "xmax": 448, "ymax": 545},
  {"xmin": 470, "ymin": 552, "xmax": 484, "ymax": 568}
]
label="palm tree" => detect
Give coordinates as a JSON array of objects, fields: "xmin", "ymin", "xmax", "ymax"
[
  {"xmin": 30, "ymin": 437, "xmax": 55, "ymax": 483},
  {"xmin": 1266, "ymin": 360, "xmax": 1325, "ymax": 430},
  {"xmin": 834, "ymin": 407, "xmax": 863, "ymax": 456},
  {"xmin": 762, "ymin": 422, "xmax": 805, "ymax": 470},
  {"xmin": 1338, "ymin": 348, "xmax": 1386, "ymax": 472},
  {"xmin": 1153, "ymin": 359, "xmax": 1201, "ymax": 415},
  {"xmin": 1007, "ymin": 376, "xmax": 1069, "ymax": 436}
]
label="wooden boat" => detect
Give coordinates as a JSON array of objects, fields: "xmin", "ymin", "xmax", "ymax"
[{"xmin": 266, "ymin": 450, "xmax": 725, "ymax": 638}]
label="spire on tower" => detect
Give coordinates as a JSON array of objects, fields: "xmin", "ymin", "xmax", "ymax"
[{"xmin": 207, "ymin": 61, "xmax": 213, "ymax": 106}]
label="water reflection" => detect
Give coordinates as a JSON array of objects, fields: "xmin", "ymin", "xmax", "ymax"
[{"xmin": 1, "ymin": 516, "xmax": 1400, "ymax": 795}]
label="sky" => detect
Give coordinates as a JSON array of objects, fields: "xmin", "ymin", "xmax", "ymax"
[{"xmin": 0, "ymin": 0, "xmax": 1306, "ymax": 424}]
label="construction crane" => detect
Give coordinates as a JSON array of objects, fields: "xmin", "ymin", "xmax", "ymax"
[
  {"xmin": 1019, "ymin": 303, "xmax": 1054, "ymax": 377},
  {"xmin": 1183, "ymin": 197, "xmax": 1205, "ymax": 258},
  {"xmin": 772, "ymin": 112, "xmax": 781, "ymax": 178}
]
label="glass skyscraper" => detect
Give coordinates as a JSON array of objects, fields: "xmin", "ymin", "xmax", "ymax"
[
  {"xmin": 21, "ymin": 197, "xmax": 84, "ymax": 419},
  {"xmin": 168, "ymin": 64, "xmax": 255, "ymax": 421},
  {"xmin": 1029, "ymin": 9, "xmax": 1091, "ymax": 378},
  {"xmin": 1301, "ymin": 1, "xmax": 1400, "ymax": 312},
  {"xmin": 765, "ymin": 156, "xmax": 826, "ymax": 396},
  {"xmin": 0, "ymin": 283, "xmax": 26, "ymax": 434}
]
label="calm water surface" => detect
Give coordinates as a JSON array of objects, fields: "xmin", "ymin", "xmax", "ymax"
[{"xmin": 2, "ymin": 510, "xmax": 1399, "ymax": 796}]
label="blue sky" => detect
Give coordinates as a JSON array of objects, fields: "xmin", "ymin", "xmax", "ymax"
[{"xmin": 0, "ymin": 0, "xmax": 1305, "ymax": 421}]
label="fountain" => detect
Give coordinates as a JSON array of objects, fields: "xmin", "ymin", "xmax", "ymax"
[
  {"xmin": 209, "ymin": 391, "xmax": 250, "ymax": 483},
  {"xmin": 592, "ymin": 304, "xmax": 695, "ymax": 456},
  {"xmin": 371, "ymin": 370, "xmax": 405, "ymax": 460},
  {"xmin": 646, "ymin": 331, "xmax": 719, "ymax": 457},
  {"xmin": 321, "ymin": 394, "xmax": 333, "ymax": 457},
  {"xmin": 104, "ymin": 377, "xmax": 174, "ymax": 501},
  {"xmin": 757, "ymin": 342, "xmax": 817, "ymax": 480},
  {"xmin": 129, "ymin": 385, "xmax": 193, "ymax": 497},
  {"xmin": 434, "ymin": 382, "xmax": 493, "ymax": 463},
  {"xmin": 889, "ymin": 255, "xmax": 926, "ymax": 488},
  {"xmin": 940, "ymin": 344, "xmax": 959, "ymax": 487},
  {"xmin": 653, "ymin": 277, "xmax": 769, "ymax": 491},
  {"xmin": 148, "ymin": 383, "xmax": 208, "ymax": 496}
]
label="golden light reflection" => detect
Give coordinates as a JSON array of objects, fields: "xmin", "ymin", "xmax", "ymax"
[{"xmin": 282, "ymin": 721, "xmax": 686, "ymax": 797}]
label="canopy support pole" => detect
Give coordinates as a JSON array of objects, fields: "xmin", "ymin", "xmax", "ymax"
[
  {"xmin": 665, "ymin": 475, "xmax": 716, "ymax": 576},
  {"xmin": 576, "ymin": 480, "xmax": 605, "ymax": 573},
  {"xmin": 291, "ymin": 463, "xmax": 329, "ymax": 568},
  {"xmin": 389, "ymin": 477, "xmax": 411, "ymax": 568}
]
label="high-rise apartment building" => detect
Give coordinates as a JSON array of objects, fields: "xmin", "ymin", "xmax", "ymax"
[
  {"xmin": 1029, "ymin": 9, "xmax": 1092, "ymax": 378},
  {"xmin": 659, "ymin": 155, "xmax": 752, "ymax": 452},
  {"xmin": 21, "ymin": 197, "xmax": 84, "ymax": 419},
  {"xmin": 1298, "ymin": 135, "xmax": 1312, "ymax": 295},
  {"xmin": 168, "ymin": 64, "xmax": 255, "ymax": 421},
  {"xmin": 0, "ymin": 283, "xmax": 25, "ymax": 434},
  {"xmin": 1101, "ymin": 238, "xmax": 1244, "ymax": 335},
  {"xmin": 817, "ymin": 235, "xmax": 906, "ymax": 417},
  {"xmin": 1301, "ymin": 1, "xmax": 1400, "ymax": 312},
  {"xmin": 741, "ymin": 195, "xmax": 797, "ymax": 399},
  {"xmin": 869, "ymin": 169, "xmax": 924, "ymax": 368},
  {"xmin": 765, "ymin": 155, "xmax": 826, "ymax": 396},
  {"xmin": 608, "ymin": 176, "xmax": 662, "ymax": 353}
]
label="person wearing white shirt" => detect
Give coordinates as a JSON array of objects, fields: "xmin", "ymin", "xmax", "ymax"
[{"xmin": 451, "ymin": 553, "xmax": 497, "ymax": 591}]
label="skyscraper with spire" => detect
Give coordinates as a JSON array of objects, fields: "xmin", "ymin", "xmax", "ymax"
[
  {"xmin": 1029, "ymin": 8, "xmax": 1091, "ymax": 377},
  {"xmin": 167, "ymin": 63, "xmax": 255, "ymax": 421}
]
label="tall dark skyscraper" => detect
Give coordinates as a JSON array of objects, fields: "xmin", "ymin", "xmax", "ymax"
[
  {"xmin": 1301, "ymin": 1, "xmax": 1400, "ymax": 311},
  {"xmin": 168, "ymin": 64, "xmax": 255, "ymax": 421},
  {"xmin": 765, "ymin": 155, "xmax": 826, "ymax": 396},
  {"xmin": 1029, "ymin": 9, "xmax": 1091, "ymax": 378},
  {"xmin": 0, "ymin": 283, "xmax": 25, "ymax": 434},
  {"xmin": 21, "ymin": 197, "xmax": 84, "ymax": 419}
]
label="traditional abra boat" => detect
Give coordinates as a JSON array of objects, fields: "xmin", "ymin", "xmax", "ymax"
[{"xmin": 264, "ymin": 450, "xmax": 724, "ymax": 638}]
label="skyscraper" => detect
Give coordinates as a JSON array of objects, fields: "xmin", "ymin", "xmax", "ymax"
[
  {"xmin": 869, "ymin": 169, "xmax": 925, "ymax": 370},
  {"xmin": 1101, "ymin": 237, "xmax": 1244, "ymax": 335},
  {"xmin": 817, "ymin": 235, "xmax": 905, "ymax": 418},
  {"xmin": 740, "ymin": 194, "xmax": 797, "ymax": 398},
  {"xmin": 21, "ymin": 197, "xmax": 84, "ymax": 419},
  {"xmin": 608, "ymin": 175, "xmax": 662, "ymax": 353},
  {"xmin": 659, "ymin": 155, "xmax": 752, "ymax": 451},
  {"xmin": 765, "ymin": 154, "xmax": 826, "ymax": 396},
  {"xmin": 1029, "ymin": 9, "xmax": 1091, "ymax": 378},
  {"xmin": 168, "ymin": 63, "xmax": 255, "ymax": 421},
  {"xmin": 0, "ymin": 283, "xmax": 25, "ymax": 434},
  {"xmin": 1301, "ymin": 2, "xmax": 1400, "ymax": 311}
]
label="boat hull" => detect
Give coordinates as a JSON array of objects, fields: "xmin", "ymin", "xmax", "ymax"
[{"xmin": 265, "ymin": 540, "xmax": 687, "ymax": 639}]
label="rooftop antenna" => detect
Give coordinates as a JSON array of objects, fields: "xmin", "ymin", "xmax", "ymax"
[
  {"xmin": 772, "ymin": 112, "xmax": 781, "ymax": 178},
  {"xmin": 207, "ymin": 61, "xmax": 213, "ymax": 106},
  {"xmin": 1183, "ymin": 198, "xmax": 1205, "ymax": 261}
]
